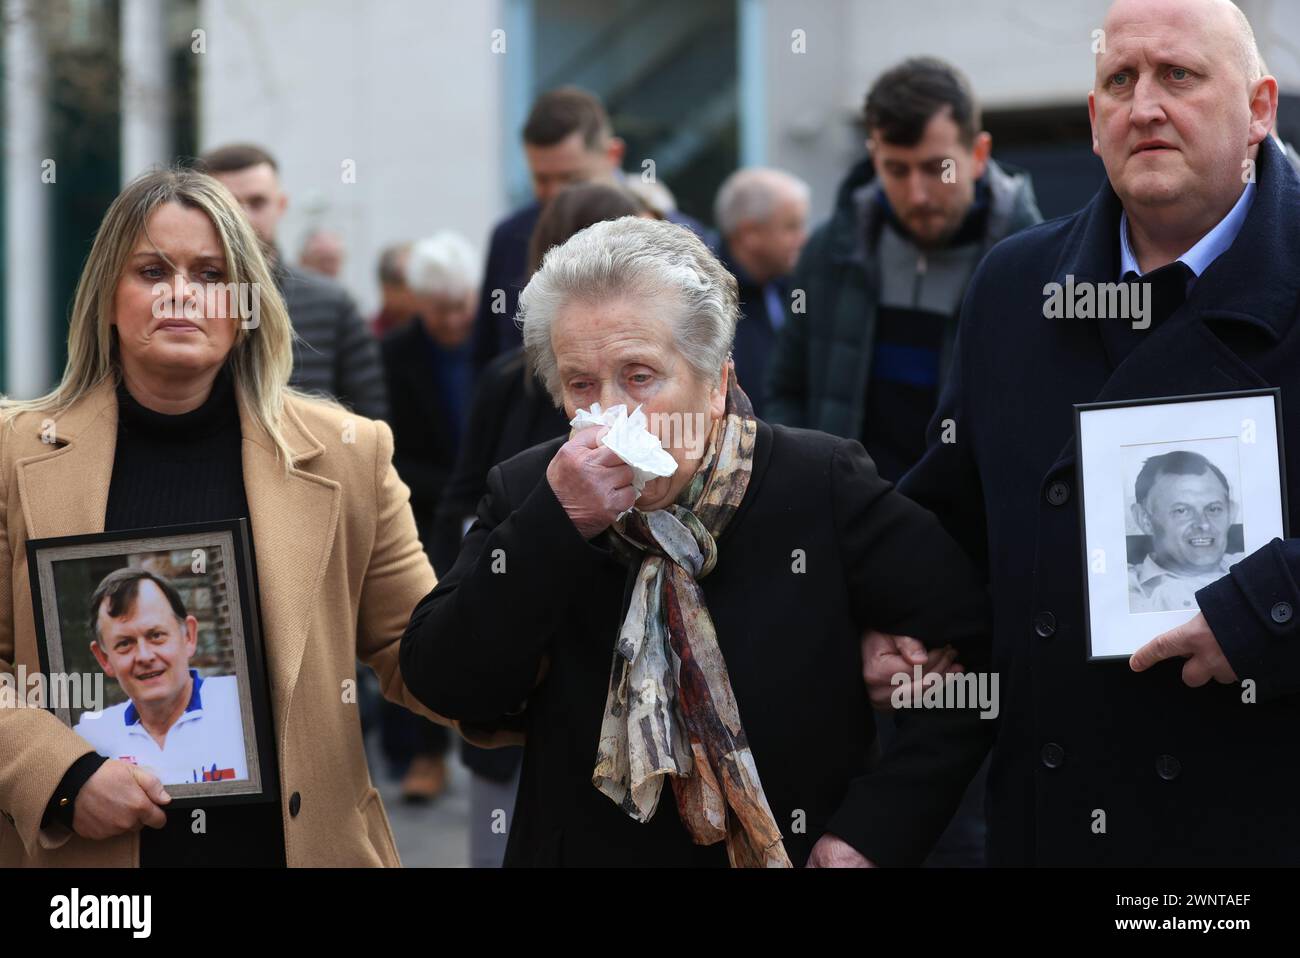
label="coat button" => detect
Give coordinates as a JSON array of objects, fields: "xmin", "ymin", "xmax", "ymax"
[
  {"xmin": 1045, "ymin": 480, "xmax": 1071, "ymax": 506},
  {"xmin": 1271, "ymin": 601, "xmax": 1293, "ymax": 624},
  {"xmin": 1034, "ymin": 612, "xmax": 1057, "ymax": 638},
  {"xmin": 289, "ymin": 792, "xmax": 301, "ymax": 817},
  {"xmin": 1041, "ymin": 743, "xmax": 1065, "ymax": 769},
  {"xmin": 1156, "ymin": 754, "xmax": 1181, "ymax": 781}
]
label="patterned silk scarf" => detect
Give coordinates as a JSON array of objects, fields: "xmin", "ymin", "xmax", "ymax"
[{"xmin": 591, "ymin": 371, "xmax": 792, "ymax": 868}]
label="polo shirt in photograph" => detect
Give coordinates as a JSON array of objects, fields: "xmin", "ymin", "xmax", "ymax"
[
  {"xmin": 1127, "ymin": 552, "xmax": 1246, "ymax": 613},
  {"xmin": 74, "ymin": 669, "xmax": 249, "ymax": 785}
]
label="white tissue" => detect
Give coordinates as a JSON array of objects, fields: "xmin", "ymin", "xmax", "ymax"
[{"xmin": 570, "ymin": 403, "xmax": 678, "ymax": 498}]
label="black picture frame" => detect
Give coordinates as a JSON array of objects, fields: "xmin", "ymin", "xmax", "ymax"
[
  {"xmin": 26, "ymin": 518, "xmax": 279, "ymax": 808},
  {"xmin": 1074, "ymin": 388, "xmax": 1289, "ymax": 662}
]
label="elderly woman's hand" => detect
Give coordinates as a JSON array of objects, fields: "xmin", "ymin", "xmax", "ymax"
[
  {"xmin": 862, "ymin": 629, "xmax": 964, "ymax": 711},
  {"xmin": 806, "ymin": 834, "xmax": 876, "ymax": 867},
  {"xmin": 546, "ymin": 425, "xmax": 638, "ymax": 539}
]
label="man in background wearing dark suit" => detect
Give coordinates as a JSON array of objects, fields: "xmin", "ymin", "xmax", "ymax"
[
  {"xmin": 713, "ymin": 167, "xmax": 810, "ymax": 420},
  {"xmin": 471, "ymin": 86, "xmax": 711, "ymax": 369}
]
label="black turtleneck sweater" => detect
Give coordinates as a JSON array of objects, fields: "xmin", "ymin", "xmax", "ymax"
[{"xmin": 45, "ymin": 365, "xmax": 286, "ymax": 867}]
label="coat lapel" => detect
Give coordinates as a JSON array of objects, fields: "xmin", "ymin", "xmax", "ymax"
[
  {"xmin": 16, "ymin": 379, "xmax": 119, "ymax": 541},
  {"xmin": 1044, "ymin": 137, "xmax": 1299, "ymax": 477},
  {"xmin": 238, "ymin": 399, "xmax": 340, "ymax": 731},
  {"xmin": 1047, "ymin": 308, "xmax": 1271, "ymax": 479}
]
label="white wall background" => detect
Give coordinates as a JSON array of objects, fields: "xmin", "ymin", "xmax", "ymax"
[
  {"xmin": 197, "ymin": 0, "xmax": 508, "ymax": 316},
  {"xmin": 193, "ymin": 0, "xmax": 1300, "ymax": 274},
  {"xmin": 760, "ymin": 0, "xmax": 1300, "ymax": 223}
]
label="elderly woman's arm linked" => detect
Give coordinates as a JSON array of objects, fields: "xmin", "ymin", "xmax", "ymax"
[{"xmin": 821, "ymin": 437, "xmax": 998, "ymax": 867}]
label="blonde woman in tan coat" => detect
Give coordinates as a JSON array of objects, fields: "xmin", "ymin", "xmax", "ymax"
[{"xmin": 0, "ymin": 168, "xmax": 443, "ymax": 867}]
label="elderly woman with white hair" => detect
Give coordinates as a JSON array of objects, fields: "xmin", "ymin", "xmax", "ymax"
[{"xmin": 401, "ymin": 216, "xmax": 994, "ymax": 867}]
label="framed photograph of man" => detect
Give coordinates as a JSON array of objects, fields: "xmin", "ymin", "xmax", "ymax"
[
  {"xmin": 1076, "ymin": 389, "xmax": 1288, "ymax": 661},
  {"xmin": 27, "ymin": 519, "xmax": 277, "ymax": 806}
]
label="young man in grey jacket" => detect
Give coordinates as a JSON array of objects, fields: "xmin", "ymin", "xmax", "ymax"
[{"xmin": 767, "ymin": 57, "xmax": 1041, "ymax": 482}]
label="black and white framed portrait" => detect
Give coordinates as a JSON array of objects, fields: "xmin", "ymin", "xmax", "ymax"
[
  {"xmin": 27, "ymin": 519, "xmax": 277, "ymax": 806},
  {"xmin": 1076, "ymin": 390, "xmax": 1288, "ymax": 660}
]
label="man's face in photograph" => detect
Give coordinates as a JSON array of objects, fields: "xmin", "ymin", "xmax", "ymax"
[
  {"xmin": 90, "ymin": 579, "xmax": 198, "ymax": 714},
  {"xmin": 1136, "ymin": 469, "xmax": 1233, "ymax": 574}
]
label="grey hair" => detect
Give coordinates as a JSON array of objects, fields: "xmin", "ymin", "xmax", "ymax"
[
  {"xmin": 405, "ymin": 231, "xmax": 481, "ymax": 299},
  {"xmin": 518, "ymin": 216, "xmax": 739, "ymax": 406},
  {"xmin": 713, "ymin": 167, "xmax": 811, "ymax": 237}
]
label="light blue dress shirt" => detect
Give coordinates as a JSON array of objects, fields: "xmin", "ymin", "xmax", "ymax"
[{"xmin": 1119, "ymin": 180, "xmax": 1255, "ymax": 282}]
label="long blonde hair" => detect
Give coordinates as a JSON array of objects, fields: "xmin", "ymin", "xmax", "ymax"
[{"xmin": 1, "ymin": 167, "xmax": 310, "ymax": 467}]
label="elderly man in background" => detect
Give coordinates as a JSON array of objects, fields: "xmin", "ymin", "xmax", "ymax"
[
  {"xmin": 713, "ymin": 168, "xmax": 810, "ymax": 419},
  {"xmin": 402, "ymin": 217, "xmax": 997, "ymax": 868},
  {"xmin": 379, "ymin": 231, "xmax": 481, "ymax": 802},
  {"xmin": 383, "ymin": 233, "xmax": 481, "ymax": 552},
  {"xmin": 299, "ymin": 228, "xmax": 346, "ymax": 279},
  {"xmin": 197, "ymin": 143, "xmax": 387, "ymax": 421}
]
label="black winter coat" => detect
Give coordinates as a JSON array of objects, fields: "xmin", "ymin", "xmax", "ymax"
[
  {"xmin": 403, "ymin": 421, "xmax": 996, "ymax": 866},
  {"xmin": 900, "ymin": 136, "xmax": 1300, "ymax": 865}
]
